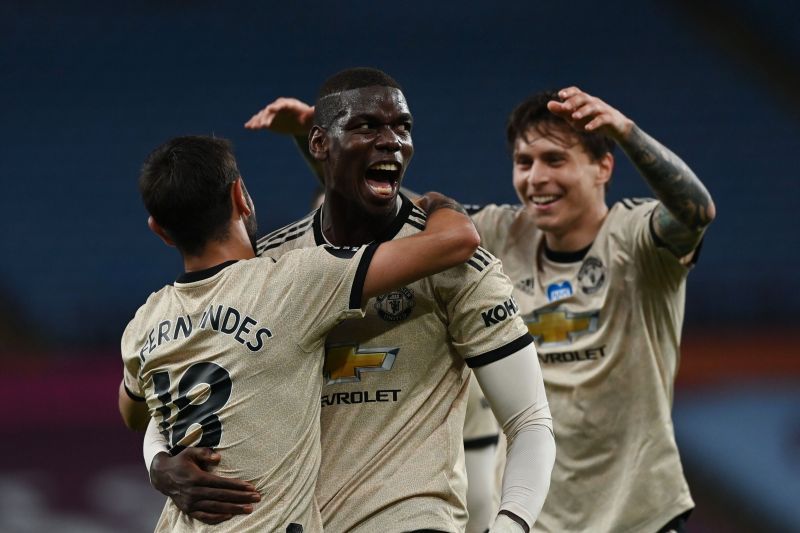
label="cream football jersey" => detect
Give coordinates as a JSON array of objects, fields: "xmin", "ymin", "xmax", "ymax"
[
  {"xmin": 471, "ymin": 198, "xmax": 695, "ymax": 533},
  {"xmin": 121, "ymin": 245, "xmax": 375, "ymax": 533},
  {"xmin": 257, "ymin": 194, "xmax": 534, "ymax": 533}
]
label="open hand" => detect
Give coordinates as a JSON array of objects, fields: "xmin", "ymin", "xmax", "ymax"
[
  {"xmin": 149, "ymin": 448, "xmax": 261, "ymax": 524},
  {"xmin": 244, "ymin": 97, "xmax": 314, "ymax": 135},
  {"xmin": 546, "ymin": 86, "xmax": 633, "ymax": 140}
]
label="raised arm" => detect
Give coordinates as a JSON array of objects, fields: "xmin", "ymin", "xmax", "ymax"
[
  {"xmin": 362, "ymin": 192, "xmax": 480, "ymax": 303},
  {"xmin": 244, "ymin": 97, "xmax": 323, "ymax": 183},
  {"xmin": 548, "ymin": 86, "xmax": 716, "ymax": 258}
]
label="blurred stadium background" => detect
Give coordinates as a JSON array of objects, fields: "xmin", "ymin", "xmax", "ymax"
[{"xmin": 1, "ymin": 1, "xmax": 798, "ymax": 531}]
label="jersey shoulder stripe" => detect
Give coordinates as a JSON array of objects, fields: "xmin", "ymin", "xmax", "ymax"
[
  {"xmin": 620, "ymin": 197, "xmax": 655, "ymax": 210},
  {"xmin": 259, "ymin": 212, "xmax": 314, "ymax": 242},
  {"xmin": 465, "ymin": 203, "xmax": 522, "ymax": 215},
  {"xmin": 474, "ymin": 247, "xmax": 494, "ymax": 264},
  {"xmin": 323, "ymin": 244, "xmax": 361, "ymax": 259},
  {"xmin": 406, "ymin": 219, "xmax": 426, "ymax": 231},
  {"xmin": 408, "ymin": 208, "xmax": 427, "ymax": 228},
  {"xmin": 256, "ymin": 213, "xmax": 315, "ymax": 252},
  {"xmin": 410, "ymin": 205, "xmax": 428, "ymax": 220},
  {"xmin": 464, "ymin": 204, "xmax": 485, "ymax": 215},
  {"xmin": 259, "ymin": 228, "xmax": 311, "ymax": 253},
  {"xmin": 466, "ymin": 246, "xmax": 495, "ymax": 272}
]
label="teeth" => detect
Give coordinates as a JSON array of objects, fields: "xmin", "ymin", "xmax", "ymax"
[
  {"xmin": 368, "ymin": 182, "xmax": 394, "ymax": 194},
  {"xmin": 532, "ymin": 195, "xmax": 559, "ymax": 204},
  {"xmin": 369, "ymin": 162, "xmax": 399, "ymax": 171}
]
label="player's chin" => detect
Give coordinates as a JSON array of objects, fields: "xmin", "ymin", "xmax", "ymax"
[
  {"xmin": 358, "ymin": 187, "xmax": 399, "ymax": 214},
  {"xmin": 527, "ymin": 208, "xmax": 559, "ymax": 231}
]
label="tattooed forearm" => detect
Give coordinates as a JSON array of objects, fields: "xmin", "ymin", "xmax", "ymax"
[{"xmin": 618, "ymin": 125, "xmax": 716, "ymax": 256}]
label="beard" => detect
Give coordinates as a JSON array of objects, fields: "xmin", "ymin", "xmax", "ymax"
[{"xmin": 242, "ymin": 186, "xmax": 259, "ymax": 254}]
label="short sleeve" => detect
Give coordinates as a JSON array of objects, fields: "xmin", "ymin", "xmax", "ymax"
[
  {"xmin": 286, "ymin": 243, "xmax": 379, "ymax": 352},
  {"xmin": 617, "ymin": 199, "xmax": 692, "ymax": 288},
  {"xmin": 434, "ymin": 247, "xmax": 533, "ymax": 368},
  {"xmin": 120, "ymin": 319, "xmax": 146, "ymax": 402}
]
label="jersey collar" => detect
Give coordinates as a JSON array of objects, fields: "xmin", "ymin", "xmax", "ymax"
[
  {"xmin": 543, "ymin": 242, "xmax": 593, "ymax": 263},
  {"xmin": 176, "ymin": 260, "xmax": 239, "ymax": 283}
]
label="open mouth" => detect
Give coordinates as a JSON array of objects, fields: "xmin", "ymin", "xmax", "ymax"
[
  {"xmin": 531, "ymin": 194, "xmax": 561, "ymax": 207},
  {"xmin": 365, "ymin": 162, "xmax": 401, "ymax": 197}
]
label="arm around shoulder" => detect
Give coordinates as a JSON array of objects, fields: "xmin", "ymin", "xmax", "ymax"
[{"xmin": 362, "ymin": 196, "xmax": 480, "ymax": 303}]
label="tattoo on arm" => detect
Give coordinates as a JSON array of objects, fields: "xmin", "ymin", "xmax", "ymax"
[{"xmin": 618, "ymin": 125, "xmax": 716, "ymax": 257}]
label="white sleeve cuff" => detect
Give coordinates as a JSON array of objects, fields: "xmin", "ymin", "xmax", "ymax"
[{"xmin": 143, "ymin": 416, "xmax": 170, "ymax": 480}]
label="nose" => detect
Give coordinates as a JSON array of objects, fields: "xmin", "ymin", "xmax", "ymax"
[
  {"xmin": 529, "ymin": 161, "xmax": 549, "ymax": 186},
  {"xmin": 375, "ymin": 126, "xmax": 402, "ymax": 152}
]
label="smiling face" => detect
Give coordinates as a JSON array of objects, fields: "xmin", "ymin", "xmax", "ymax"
[
  {"xmin": 512, "ymin": 124, "xmax": 612, "ymax": 240},
  {"xmin": 313, "ymin": 85, "xmax": 414, "ymax": 217}
]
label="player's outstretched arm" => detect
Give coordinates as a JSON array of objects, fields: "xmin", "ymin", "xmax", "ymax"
[
  {"xmin": 474, "ymin": 343, "xmax": 555, "ymax": 533},
  {"xmin": 548, "ymin": 86, "xmax": 716, "ymax": 258},
  {"xmin": 244, "ymin": 96, "xmax": 323, "ymax": 183},
  {"xmin": 144, "ymin": 417, "xmax": 261, "ymax": 524},
  {"xmin": 362, "ymin": 192, "xmax": 480, "ymax": 303},
  {"xmin": 118, "ymin": 380, "xmax": 149, "ymax": 432}
]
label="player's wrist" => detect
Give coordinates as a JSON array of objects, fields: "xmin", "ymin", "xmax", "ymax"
[
  {"xmin": 493, "ymin": 511, "xmax": 529, "ymax": 533},
  {"xmin": 421, "ymin": 192, "xmax": 468, "ymax": 218},
  {"xmin": 148, "ymin": 451, "xmax": 172, "ymax": 488}
]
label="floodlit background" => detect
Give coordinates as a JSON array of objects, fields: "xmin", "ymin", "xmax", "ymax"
[{"xmin": 2, "ymin": 1, "xmax": 798, "ymax": 531}]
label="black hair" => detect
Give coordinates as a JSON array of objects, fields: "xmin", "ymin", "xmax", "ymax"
[
  {"xmin": 138, "ymin": 135, "xmax": 240, "ymax": 256},
  {"xmin": 506, "ymin": 90, "xmax": 615, "ymax": 162},
  {"xmin": 314, "ymin": 67, "xmax": 402, "ymax": 127}
]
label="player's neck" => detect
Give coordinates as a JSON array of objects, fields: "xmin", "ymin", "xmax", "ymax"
[
  {"xmin": 320, "ymin": 194, "xmax": 400, "ymax": 246},
  {"xmin": 544, "ymin": 202, "xmax": 608, "ymax": 252},
  {"xmin": 182, "ymin": 239, "xmax": 255, "ymax": 273}
]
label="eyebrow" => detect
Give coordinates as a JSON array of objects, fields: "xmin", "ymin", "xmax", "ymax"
[{"xmin": 346, "ymin": 112, "xmax": 413, "ymax": 124}]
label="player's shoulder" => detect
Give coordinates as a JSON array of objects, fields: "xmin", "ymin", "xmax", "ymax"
[
  {"xmin": 468, "ymin": 202, "xmax": 524, "ymax": 233},
  {"xmin": 279, "ymin": 243, "xmax": 363, "ymax": 262},
  {"xmin": 403, "ymin": 203, "xmax": 429, "ymax": 232},
  {"xmin": 613, "ymin": 197, "xmax": 658, "ymax": 217},
  {"xmin": 602, "ymin": 198, "xmax": 665, "ymax": 257},
  {"xmin": 465, "ymin": 202, "xmax": 521, "ymax": 217},
  {"xmin": 606, "ymin": 197, "xmax": 657, "ymax": 229},
  {"xmin": 122, "ymin": 284, "xmax": 173, "ymax": 342},
  {"xmin": 256, "ymin": 210, "xmax": 316, "ymax": 257},
  {"xmin": 430, "ymin": 244, "xmax": 503, "ymax": 290},
  {"xmin": 138, "ymin": 284, "xmax": 174, "ymax": 315}
]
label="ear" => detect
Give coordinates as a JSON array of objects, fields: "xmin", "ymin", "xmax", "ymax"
[
  {"xmin": 147, "ymin": 216, "xmax": 175, "ymax": 247},
  {"xmin": 596, "ymin": 152, "xmax": 614, "ymax": 188},
  {"xmin": 231, "ymin": 178, "xmax": 252, "ymax": 217},
  {"xmin": 309, "ymin": 125, "xmax": 328, "ymax": 161}
]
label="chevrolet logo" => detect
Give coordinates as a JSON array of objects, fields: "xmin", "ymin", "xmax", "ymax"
[
  {"xmin": 323, "ymin": 344, "xmax": 399, "ymax": 385},
  {"xmin": 525, "ymin": 309, "xmax": 599, "ymax": 346}
]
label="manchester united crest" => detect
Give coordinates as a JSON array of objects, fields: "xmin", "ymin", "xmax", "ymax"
[
  {"xmin": 577, "ymin": 257, "xmax": 606, "ymax": 294},
  {"xmin": 374, "ymin": 287, "xmax": 415, "ymax": 322}
]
